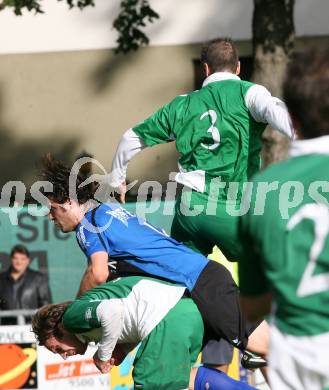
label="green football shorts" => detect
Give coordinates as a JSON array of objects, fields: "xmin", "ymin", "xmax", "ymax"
[
  {"xmin": 132, "ymin": 298, "xmax": 204, "ymax": 390},
  {"xmin": 171, "ymin": 189, "xmax": 243, "ymax": 260}
]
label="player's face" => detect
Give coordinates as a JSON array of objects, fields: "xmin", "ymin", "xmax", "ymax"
[
  {"xmin": 48, "ymin": 199, "xmax": 80, "ymax": 232},
  {"xmin": 45, "ymin": 334, "xmax": 87, "ymax": 360},
  {"xmin": 11, "ymin": 252, "xmax": 30, "ymax": 274}
]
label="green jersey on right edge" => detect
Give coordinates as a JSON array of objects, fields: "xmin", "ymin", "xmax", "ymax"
[{"xmin": 239, "ymin": 142, "xmax": 329, "ymax": 337}]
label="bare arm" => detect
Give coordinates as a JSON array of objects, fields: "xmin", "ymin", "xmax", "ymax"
[
  {"xmin": 76, "ymin": 251, "xmax": 109, "ymax": 297},
  {"xmin": 240, "ymin": 292, "xmax": 272, "ymax": 323}
]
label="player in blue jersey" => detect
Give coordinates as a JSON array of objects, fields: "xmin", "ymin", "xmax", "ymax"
[{"xmin": 39, "ymin": 155, "xmax": 268, "ymax": 368}]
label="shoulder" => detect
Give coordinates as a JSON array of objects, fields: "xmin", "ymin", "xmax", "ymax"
[
  {"xmin": 0, "ymin": 271, "xmax": 10, "ymax": 290},
  {"xmin": 86, "ymin": 204, "xmax": 109, "ymax": 222},
  {"xmin": 95, "ymin": 203, "xmax": 134, "ymax": 228},
  {"xmin": 239, "ymin": 80, "xmax": 256, "ymax": 88},
  {"xmin": 171, "ymin": 93, "xmax": 191, "ymax": 102},
  {"xmin": 0, "ymin": 272, "xmax": 8, "ymax": 285},
  {"xmin": 169, "ymin": 88, "xmax": 211, "ymax": 107},
  {"xmin": 244, "ymin": 83, "xmax": 271, "ymax": 101},
  {"xmin": 26, "ymin": 268, "xmax": 47, "ymax": 281},
  {"xmin": 251, "ymin": 158, "xmax": 293, "ymax": 184},
  {"xmin": 202, "ymin": 79, "xmax": 257, "ymax": 103},
  {"xmin": 165, "ymin": 93, "xmax": 191, "ymax": 113},
  {"xmin": 80, "ymin": 204, "xmax": 114, "ymax": 235},
  {"xmin": 63, "ymin": 298, "xmax": 102, "ymax": 331}
]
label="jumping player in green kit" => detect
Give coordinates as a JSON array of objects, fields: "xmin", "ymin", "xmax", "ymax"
[
  {"xmin": 109, "ymin": 38, "xmax": 293, "ymax": 260},
  {"xmin": 239, "ymin": 47, "xmax": 329, "ymax": 390},
  {"xmin": 109, "ymin": 38, "xmax": 293, "ymax": 370}
]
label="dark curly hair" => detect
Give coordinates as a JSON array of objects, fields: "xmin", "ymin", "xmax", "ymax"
[
  {"xmin": 283, "ymin": 47, "xmax": 329, "ymax": 139},
  {"xmin": 31, "ymin": 302, "xmax": 72, "ymax": 346},
  {"xmin": 39, "ymin": 154, "xmax": 95, "ymax": 204}
]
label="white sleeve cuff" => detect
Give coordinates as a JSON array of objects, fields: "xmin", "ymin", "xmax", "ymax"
[
  {"xmin": 110, "ymin": 128, "xmax": 146, "ymax": 188},
  {"xmin": 96, "ymin": 299, "xmax": 124, "ymax": 361}
]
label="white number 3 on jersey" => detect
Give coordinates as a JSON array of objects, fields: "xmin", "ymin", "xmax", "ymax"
[{"xmin": 200, "ymin": 110, "xmax": 220, "ymax": 150}]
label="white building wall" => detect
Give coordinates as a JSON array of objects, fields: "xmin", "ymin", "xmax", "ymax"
[{"xmin": 0, "ymin": 0, "xmax": 328, "ymax": 54}]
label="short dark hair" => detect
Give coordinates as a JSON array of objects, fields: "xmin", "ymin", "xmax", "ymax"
[
  {"xmin": 10, "ymin": 244, "xmax": 30, "ymax": 258},
  {"xmin": 283, "ymin": 47, "xmax": 329, "ymax": 139},
  {"xmin": 31, "ymin": 302, "xmax": 72, "ymax": 346},
  {"xmin": 39, "ymin": 154, "xmax": 95, "ymax": 204},
  {"xmin": 201, "ymin": 38, "xmax": 239, "ymax": 73}
]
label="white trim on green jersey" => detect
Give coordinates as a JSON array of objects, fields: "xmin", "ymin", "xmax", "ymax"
[
  {"xmin": 71, "ymin": 278, "xmax": 186, "ymax": 361},
  {"xmin": 290, "ymin": 135, "xmax": 329, "ymax": 157},
  {"xmin": 202, "ymin": 71, "xmax": 240, "ymax": 86},
  {"xmin": 175, "ymin": 163, "xmax": 206, "ymax": 192}
]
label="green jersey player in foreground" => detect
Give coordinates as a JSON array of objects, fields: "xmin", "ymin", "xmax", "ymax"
[
  {"xmin": 32, "ymin": 276, "xmax": 257, "ymax": 390},
  {"xmin": 239, "ymin": 47, "xmax": 329, "ymax": 390},
  {"xmin": 109, "ymin": 37, "xmax": 292, "ymax": 371}
]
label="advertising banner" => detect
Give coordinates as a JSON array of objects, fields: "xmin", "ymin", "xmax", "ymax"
[
  {"xmin": 37, "ymin": 345, "xmax": 109, "ymax": 390},
  {"xmin": 0, "ymin": 326, "xmax": 109, "ymax": 390},
  {"xmin": 0, "ymin": 328, "xmax": 259, "ymax": 390}
]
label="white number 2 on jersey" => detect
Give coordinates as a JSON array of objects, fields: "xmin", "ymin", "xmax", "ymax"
[
  {"xmin": 287, "ymin": 203, "xmax": 329, "ymax": 297},
  {"xmin": 200, "ymin": 110, "xmax": 220, "ymax": 150}
]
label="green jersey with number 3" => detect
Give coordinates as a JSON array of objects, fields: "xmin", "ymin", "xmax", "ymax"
[
  {"xmin": 239, "ymin": 151, "xmax": 329, "ymax": 337},
  {"xmin": 133, "ymin": 79, "xmax": 266, "ymax": 200}
]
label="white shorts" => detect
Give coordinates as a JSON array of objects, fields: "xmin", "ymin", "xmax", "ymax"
[{"xmin": 269, "ymin": 325, "xmax": 329, "ymax": 390}]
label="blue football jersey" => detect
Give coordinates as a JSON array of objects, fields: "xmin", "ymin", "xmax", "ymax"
[{"xmin": 76, "ymin": 203, "xmax": 209, "ymax": 291}]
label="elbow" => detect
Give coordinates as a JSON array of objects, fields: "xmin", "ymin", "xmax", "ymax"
[
  {"xmin": 93, "ymin": 270, "xmax": 108, "ymax": 285},
  {"xmin": 240, "ymin": 299, "xmax": 260, "ymax": 323},
  {"xmin": 244, "ymin": 310, "xmax": 263, "ymax": 324},
  {"xmin": 240, "ymin": 293, "xmax": 272, "ymax": 323},
  {"xmin": 89, "ymin": 265, "xmax": 109, "ymax": 285},
  {"xmin": 122, "ymin": 129, "xmax": 134, "ymax": 141}
]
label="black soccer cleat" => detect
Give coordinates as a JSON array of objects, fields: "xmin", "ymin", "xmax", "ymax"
[{"xmin": 241, "ymin": 350, "xmax": 267, "ymax": 370}]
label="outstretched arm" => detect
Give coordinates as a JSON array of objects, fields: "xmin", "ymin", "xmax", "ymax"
[
  {"xmin": 110, "ymin": 98, "xmax": 179, "ymax": 202},
  {"xmin": 110, "ymin": 128, "xmax": 146, "ymax": 203},
  {"xmin": 245, "ymin": 84, "xmax": 295, "ymax": 139}
]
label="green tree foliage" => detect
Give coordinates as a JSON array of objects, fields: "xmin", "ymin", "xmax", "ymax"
[
  {"xmin": 0, "ymin": 0, "xmax": 94, "ymax": 15},
  {"xmin": 113, "ymin": 0, "xmax": 159, "ymax": 53}
]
